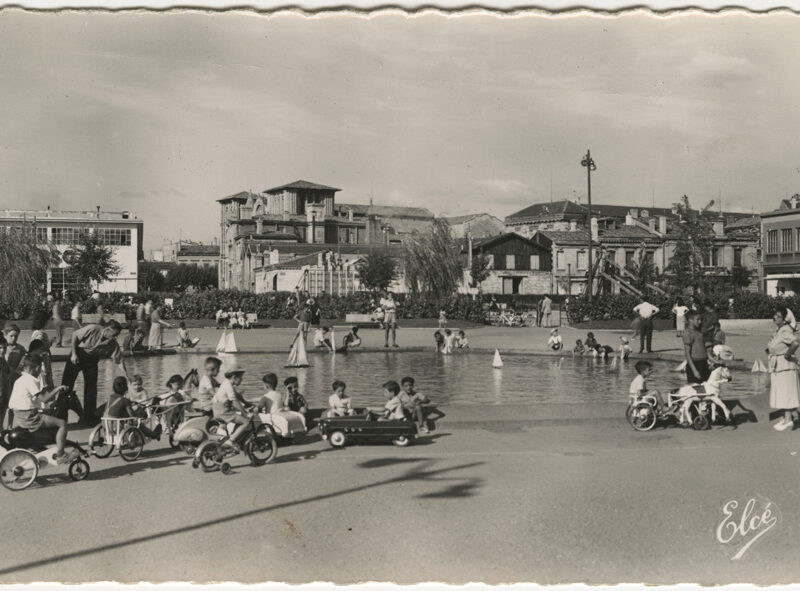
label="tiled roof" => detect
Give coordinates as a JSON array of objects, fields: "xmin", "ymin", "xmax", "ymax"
[
  {"xmin": 724, "ymin": 216, "xmax": 760, "ymax": 230},
  {"xmin": 471, "ymin": 232, "xmax": 550, "ymax": 252},
  {"xmin": 537, "ymin": 229, "xmax": 594, "ymax": 245},
  {"xmin": 217, "ymin": 190, "xmax": 259, "ymax": 203},
  {"xmin": 264, "ymin": 180, "xmax": 341, "ymax": 194},
  {"xmin": 506, "ymin": 200, "xmax": 587, "ymax": 221},
  {"xmin": 600, "ymin": 226, "xmax": 660, "ymax": 241},
  {"xmin": 240, "ymin": 241, "xmax": 405, "ymax": 256},
  {"xmin": 177, "ymin": 244, "xmax": 220, "ymax": 256},
  {"xmin": 335, "ymin": 203, "xmax": 435, "ymax": 219}
]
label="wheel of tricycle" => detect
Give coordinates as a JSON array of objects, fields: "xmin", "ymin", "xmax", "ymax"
[
  {"xmin": 197, "ymin": 442, "xmax": 221, "ymax": 472},
  {"xmin": 220, "ymin": 462, "xmax": 232, "ymax": 475},
  {"xmin": 118, "ymin": 428, "xmax": 145, "ymax": 462},
  {"xmin": 68, "ymin": 458, "xmax": 90, "ymax": 481},
  {"xmin": 392, "ymin": 435, "xmax": 411, "ymax": 447},
  {"xmin": 246, "ymin": 433, "xmax": 278, "ymax": 466},
  {"xmin": 180, "ymin": 443, "xmax": 197, "ymax": 456},
  {"xmin": 88, "ymin": 424, "xmax": 114, "ymax": 458},
  {"xmin": 692, "ymin": 413, "xmax": 710, "ymax": 431},
  {"xmin": 629, "ymin": 402, "xmax": 657, "ymax": 432},
  {"xmin": 0, "ymin": 449, "xmax": 39, "ymax": 491},
  {"xmin": 328, "ymin": 431, "xmax": 346, "ymax": 448}
]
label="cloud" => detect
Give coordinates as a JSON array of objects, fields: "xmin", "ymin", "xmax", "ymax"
[
  {"xmin": 680, "ymin": 50, "xmax": 759, "ymax": 85},
  {"xmin": 476, "ymin": 179, "xmax": 531, "ymax": 194}
]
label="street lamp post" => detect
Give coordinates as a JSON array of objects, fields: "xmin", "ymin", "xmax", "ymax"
[{"xmin": 581, "ymin": 149, "xmax": 597, "ymax": 299}]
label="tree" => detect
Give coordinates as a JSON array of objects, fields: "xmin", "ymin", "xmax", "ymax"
[
  {"xmin": 404, "ymin": 219, "xmax": 463, "ymax": 299},
  {"xmin": 138, "ymin": 262, "xmax": 166, "ymax": 292},
  {"xmin": 68, "ymin": 230, "xmax": 121, "ymax": 295},
  {"xmin": 731, "ymin": 266, "xmax": 752, "ymax": 293},
  {"xmin": 470, "ymin": 253, "xmax": 492, "ymax": 290},
  {"xmin": 355, "ymin": 252, "xmax": 397, "ymax": 293},
  {"xmin": 664, "ymin": 195, "xmax": 715, "ymax": 292},
  {"xmin": 165, "ymin": 264, "xmax": 218, "ymax": 291},
  {"xmin": 0, "ymin": 226, "xmax": 59, "ymax": 317}
]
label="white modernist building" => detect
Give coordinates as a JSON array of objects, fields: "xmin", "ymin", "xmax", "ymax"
[{"xmin": 0, "ymin": 207, "xmax": 144, "ymax": 294}]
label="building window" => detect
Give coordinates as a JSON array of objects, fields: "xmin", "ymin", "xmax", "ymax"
[
  {"xmin": 625, "ymin": 250, "xmax": 635, "ymax": 270},
  {"xmin": 645, "ymin": 250, "xmax": 655, "ymax": 266},
  {"xmin": 556, "ymin": 250, "xmax": 566, "ymax": 271},
  {"xmin": 577, "ymin": 250, "xmax": 587, "ymax": 271},
  {"xmin": 734, "ymin": 247, "xmax": 742, "ymax": 268},
  {"xmin": 530, "ymin": 254, "xmax": 540, "ymax": 270},
  {"xmin": 36, "ymin": 227, "xmax": 48, "ymax": 243},
  {"xmin": 50, "ymin": 268, "xmax": 81, "ymax": 295},
  {"xmin": 97, "ymin": 228, "xmax": 132, "ymax": 246},
  {"xmin": 703, "ymin": 248, "xmax": 719, "ymax": 267},
  {"xmin": 767, "ymin": 230, "xmax": 778, "ymax": 253},
  {"xmin": 782, "ymin": 228, "xmax": 794, "ymax": 252},
  {"xmin": 51, "ymin": 227, "xmax": 82, "ymax": 245},
  {"xmin": 505, "ymin": 255, "xmax": 515, "ymax": 270}
]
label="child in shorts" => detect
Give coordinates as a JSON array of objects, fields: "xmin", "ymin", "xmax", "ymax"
[
  {"xmin": 630, "ymin": 360, "xmax": 666, "ymax": 413},
  {"xmin": 327, "ymin": 380, "xmax": 354, "ymax": 417},
  {"xmin": 399, "ymin": 376, "xmax": 430, "ymax": 432},
  {"xmin": 195, "ymin": 357, "xmax": 221, "ymax": 414},
  {"xmin": 211, "ymin": 369, "xmax": 250, "ymax": 450},
  {"xmin": 618, "ymin": 337, "xmax": 632, "ymax": 360},
  {"xmin": 366, "ymin": 381, "xmax": 406, "ymax": 420}
]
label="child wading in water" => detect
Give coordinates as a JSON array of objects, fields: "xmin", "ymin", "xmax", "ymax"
[
  {"xmin": 573, "ymin": 339, "xmax": 585, "ymax": 355},
  {"xmin": 548, "ymin": 328, "xmax": 563, "ymax": 351}
]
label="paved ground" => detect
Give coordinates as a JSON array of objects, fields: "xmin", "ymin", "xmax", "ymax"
[{"xmin": 2, "ymin": 321, "xmax": 794, "ymax": 584}]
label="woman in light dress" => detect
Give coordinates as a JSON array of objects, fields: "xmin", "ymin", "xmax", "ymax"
[
  {"xmin": 672, "ymin": 297, "xmax": 689, "ymax": 338},
  {"xmin": 148, "ymin": 305, "xmax": 172, "ymax": 350},
  {"xmin": 766, "ymin": 308, "xmax": 800, "ymax": 431}
]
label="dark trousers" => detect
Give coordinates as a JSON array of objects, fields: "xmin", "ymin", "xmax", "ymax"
[
  {"xmin": 687, "ymin": 358, "xmax": 710, "ymax": 384},
  {"xmin": 639, "ymin": 317, "xmax": 653, "ymax": 352},
  {"xmin": 61, "ymin": 348, "xmax": 99, "ymax": 418}
]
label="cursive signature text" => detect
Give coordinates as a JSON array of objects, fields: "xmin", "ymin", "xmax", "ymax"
[{"xmin": 716, "ymin": 497, "xmax": 778, "ymax": 560}]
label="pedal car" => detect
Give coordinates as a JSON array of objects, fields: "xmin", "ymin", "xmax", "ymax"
[
  {"xmin": 258, "ymin": 410, "xmax": 307, "ymax": 444},
  {"xmin": 318, "ymin": 411, "xmax": 418, "ymax": 448},
  {"xmin": 626, "ymin": 388, "xmax": 722, "ymax": 432},
  {"xmin": 0, "ymin": 427, "xmax": 90, "ymax": 491}
]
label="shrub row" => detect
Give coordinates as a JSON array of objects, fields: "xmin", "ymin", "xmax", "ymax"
[{"xmin": 565, "ymin": 292, "xmax": 733, "ymax": 324}]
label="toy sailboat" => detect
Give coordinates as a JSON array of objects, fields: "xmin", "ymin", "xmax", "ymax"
[
  {"xmin": 286, "ymin": 332, "xmax": 310, "ymax": 368},
  {"xmin": 492, "ymin": 349, "xmax": 503, "ymax": 368},
  {"xmin": 751, "ymin": 359, "xmax": 768, "ymax": 373},
  {"xmin": 216, "ymin": 330, "xmax": 237, "ymax": 354},
  {"xmin": 609, "ymin": 356, "xmax": 618, "ymax": 370}
]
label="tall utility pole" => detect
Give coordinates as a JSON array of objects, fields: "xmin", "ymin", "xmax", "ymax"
[{"xmin": 581, "ymin": 150, "xmax": 597, "ymax": 299}]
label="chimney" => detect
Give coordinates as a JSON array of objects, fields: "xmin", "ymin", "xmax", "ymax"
[
  {"xmin": 791, "ymin": 194, "xmax": 799, "ymax": 209},
  {"xmin": 569, "ymin": 219, "xmax": 577, "ymax": 232},
  {"xmin": 648, "ymin": 218, "xmax": 656, "ymax": 233},
  {"xmin": 269, "ymin": 248, "xmax": 279, "ymax": 265},
  {"xmin": 625, "ymin": 214, "xmax": 634, "ymax": 226},
  {"xmin": 348, "ymin": 208, "xmax": 354, "ymax": 222},
  {"xmin": 256, "ymin": 219, "xmax": 263, "ymax": 234},
  {"xmin": 658, "ymin": 215, "xmax": 667, "ymax": 234},
  {"xmin": 713, "ymin": 220, "xmax": 724, "ymax": 236},
  {"xmin": 590, "ymin": 217, "xmax": 599, "ymax": 241},
  {"xmin": 96, "ymin": 205, "xmax": 101, "ymax": 218},
  {"xmin": 629, "ymin": 208, "xmax": 638, "ymax": 219}
]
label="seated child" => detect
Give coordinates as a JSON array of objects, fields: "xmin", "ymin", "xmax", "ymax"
[
  {"xmin": 712, "ymin": 322, "xmax": 726, "ymax": 346},
  {"xmin": 157, "ymin": 374, "xmax": 190, "ymax": 429},
  {"xmin": 366, "ymin": 380, "xmax": 406, "ymax": 421},
  {"xmin": 195, "ymin": 357, "xmax": 221, "ymax": 415},
  {"xmin": 434, "ymin": 330, "xmax": 444, "ymax": 352},
  {"xmin": 327, "ymin": 380, "xmax": 354, "ymax": 417},
  {"xmin": 399, "ymin": 376, "xmax": 430, "ymax": 432},
  {"xmin": 257, "ymin": 373, "xmax": 284, "ymax": 414},
  {"xmin": 585, "ymin": 332, "xmax": 598, "ymax": 351},
  {"xmin": 313, "ymin": 327, "xmax": 334, "ymax": 351},
  {"xmin": 573, "ymin": 339, "xmax": 585, "ymax": 355},
  {"xmin": 629, "ymin": 360, "xmax": 667, "ymax": 413},
  {"xmin": 284, "ymin": 376, "xmax": 308, "ymax": 416},
  {"xmin": 211, "ymin": 369, "xmax": 250, "ymax": 449},
  {"xmin": 8, "ymin": 355, "xmax": 69, "ymax": 461},
  {"xmin": 130, "ymin": 374, "xmax": 149, "ymax": 403},
  {"xmin": 106, "ymin": 376, "xmax": 162, "ymax": 440},
  {"xmin": 131, "ymin": 328, "xmax": 146, "ymax": 351},
  {"xmin": 177, "ymin": 322, "xmax": 199, "ymax": 348},
  {"xmin": 456, "ymin": 330, "xmax": 469, "ymax": 349},
  {"xmin": 548, "ymin": 328, "xmax": 563, "ymax": 351},
  {"xmin": 339, "ymin": 326, "xmax": 361, "ymax": 352},
  {"xmin": 442, "ymin": 329, "xmax": 456, "ymax": 354},
  {"xmin": 618, "ymin": 337, "xmax": 632, "ymax": 360}
]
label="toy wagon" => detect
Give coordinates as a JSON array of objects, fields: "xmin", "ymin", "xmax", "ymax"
[{"xmin": 318, "ymin": 412, "xmax": 418, "ymax": 448}]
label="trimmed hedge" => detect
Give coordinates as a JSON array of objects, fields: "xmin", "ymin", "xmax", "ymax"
[{"xmin": 565, "ymin": 292, "xmax": 733, "ymax": 324}]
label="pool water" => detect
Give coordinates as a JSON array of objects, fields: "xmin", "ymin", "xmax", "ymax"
[{"xmin": 88, "ymin": 352, "xmax": 769, "ymax": 409}]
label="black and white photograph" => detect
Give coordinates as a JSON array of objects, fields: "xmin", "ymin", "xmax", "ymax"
[{"xmin": 1, "ymin": 2, "xmax": 800, "ymax": 585}]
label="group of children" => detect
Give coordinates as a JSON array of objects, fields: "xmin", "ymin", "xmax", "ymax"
[
  {"xmin": 313, "ymin": 326, "xmax": 363, "ymax": 352},
  {"xmin": 434, "ymin": 329, "xmax": 469, "ymax": 353},
  {"xmin": 553, "ymin": 330, "xmax": 632, "ymax": 360},
  {"xmin": 215, "ymin": 309, "xmax": 252, "ymax": 329},
  {"xmin": 326, "ymin": 376, "xmax": 432, "ymax": 433}
]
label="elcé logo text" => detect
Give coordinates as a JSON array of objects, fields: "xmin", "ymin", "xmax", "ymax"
[{"xmin": 716, "ymin": 497, "xmax": 779, "ymax": 561}]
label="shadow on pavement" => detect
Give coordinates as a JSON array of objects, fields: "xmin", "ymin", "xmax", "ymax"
[{"xmin": 0, "ymin": 457, "xmax": 484, "ymax": 577}]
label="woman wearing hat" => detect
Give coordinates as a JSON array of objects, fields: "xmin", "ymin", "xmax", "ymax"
[
  {"xmin": 211, "ymin": 368, "xmax": 251, "ymax": 449},
  {"xmin": 766, "ymin": 308, "xmax": 800, "ymax": 431}
]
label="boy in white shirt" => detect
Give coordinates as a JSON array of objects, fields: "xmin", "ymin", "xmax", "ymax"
[
  {"xmin": 327, "ymin": 380, "xmax": 354, "ymax": 417},
  {"xmin": 366, "ymin": 381, "xmax": 406, "ymax": 421},
  {"xmin": 211, "ymin": 369, "xmax": 250, "ymax": 450},
  {"xmin": 629, "ymin": 360, "xmax": 666, "ymax": 413},
  {"xmin": 196, "ymin": 357, "xmax": 221, "ymax": 414},
  {"xmin": 8, "ymin": 355, "xmax": 69, "ymax": 461}
]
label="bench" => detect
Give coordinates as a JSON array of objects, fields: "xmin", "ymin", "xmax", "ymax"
[{"xmin": 83, "ymin": 313, "xmax": 126, "ymax": 325}]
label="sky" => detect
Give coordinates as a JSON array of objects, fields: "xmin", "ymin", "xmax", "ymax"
[{"xmin": 1, "ymin": 9, "xmax": 799, "ymax": 252}]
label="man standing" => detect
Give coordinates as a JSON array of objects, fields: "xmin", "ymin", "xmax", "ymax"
[
  {"xmin": 380, "ymin": 291, "xmax": 399, "ymax": 348},
  {"xmin": 61, "ymin": 319, "xmax": 127, "ymax": 425},
  {"xmin": 633, "ymin": 297, "xmax": 660, "ymax": 353},
  {"xmin": 541, "ymin": 295, "xmax": 552, "ymax": 328},
  {"xmin": 683, "ymin": 311, "xmax": 710, "ymax": 383}
]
